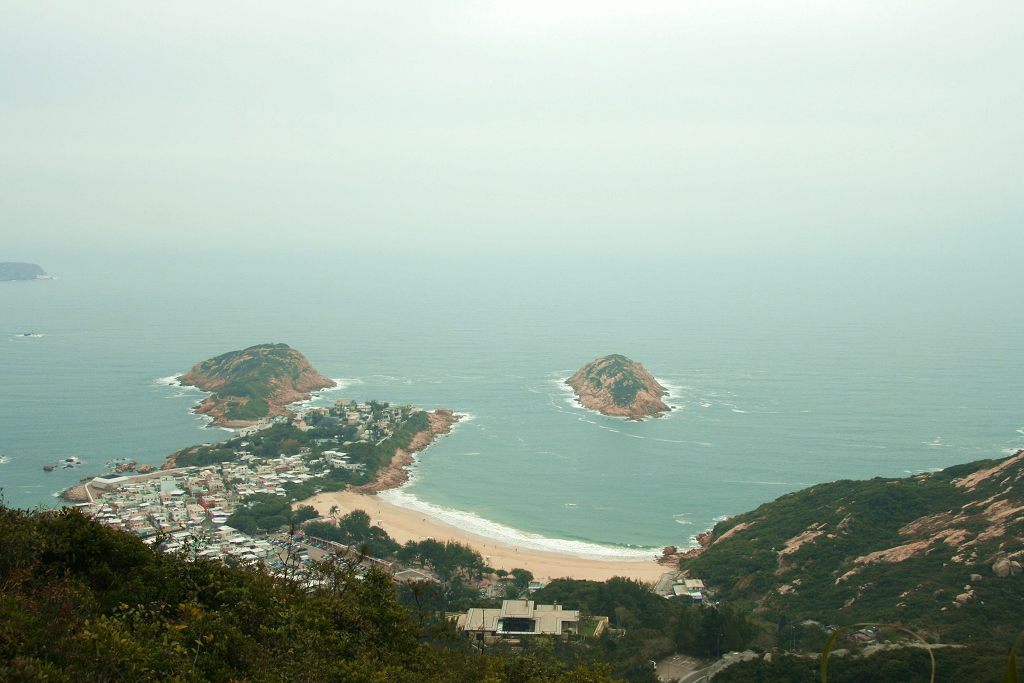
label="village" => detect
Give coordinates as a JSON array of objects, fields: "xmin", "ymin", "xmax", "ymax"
[{"xmin": 66, "ymin": 397, "xmax": 721, "ymax": 650}]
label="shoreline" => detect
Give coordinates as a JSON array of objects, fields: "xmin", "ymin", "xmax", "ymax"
[
  {"xmin": 299, "ymin": 489, "xmax": 669, "ymax": 582},
  {"xmin": 351, "ymin": 408, "xmax": 462, "ymax": 493},
  {"xmin": 299, "ymin": 405, "xmax": 673, "ymax": 581}
]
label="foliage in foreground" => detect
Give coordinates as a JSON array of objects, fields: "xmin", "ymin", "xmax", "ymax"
[
  {"xmin": 0, "ymin": 505, "xmax": 616, "ymax": 682},
  {"xmin": 710, "ymin": 645, "xmax": 1018, "ymax": 683}
]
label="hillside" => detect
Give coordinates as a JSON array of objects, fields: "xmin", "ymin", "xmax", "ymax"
[
  {"xmin": 566, "ymin": 354, "xmax": 670, "ymax": 419},
  {"xmin": 680, "ymin": 449, "xmax": 1024, "ymax": 643},
  {"xmin": 0, "ymin": 262, "xmax": 47, "ymax": 281},
  {"xmin": 178, "ymin": 343, "xmax": 335, "ymax": 426},
  {"xmin": 0, "ymin": 505, "xmax": 616, "ymax": 682}
]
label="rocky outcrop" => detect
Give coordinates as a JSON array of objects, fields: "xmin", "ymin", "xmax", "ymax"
[
  {"xmin": 178, "ymin": 343, "xmax": 335, "ymax": 427},
  {"xmin": 991, "ymin": 557, "xmax": 1022, "ymax": 578},
  {"xmin": 351, "ymin": 409, "xmax": 462, "ymax": 493},
  {"xmin": 566, "ymin": 354, "xmax": 670, "ymax": 420}
]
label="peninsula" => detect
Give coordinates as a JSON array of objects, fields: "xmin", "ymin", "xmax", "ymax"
[
  {"xmin": 0, "ymin": 262, "xmax": 49, "ymax": 281},
  {"xmin": 566, "ymin": 354, "xmax": 671, "ymax": 419},
  {"xmin": 178, "ymin": 343, "xmax": 336, "ymax": 427}
]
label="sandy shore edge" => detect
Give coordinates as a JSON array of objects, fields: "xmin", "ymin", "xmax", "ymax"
[
  {"xmin": 299, "ymin": 489, "xmax": 668, "ymax": 582},
  {"xmin": 298, "ymin": 407, "xmax": 669, "ymax": 581}
]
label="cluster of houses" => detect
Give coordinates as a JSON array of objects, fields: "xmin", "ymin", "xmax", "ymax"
[{"xmin": 79, "ymin": 454, "xmax": 317, "ymax": 560}]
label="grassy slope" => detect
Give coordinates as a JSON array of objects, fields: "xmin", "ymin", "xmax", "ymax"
[
  {"xmin": 681, "ymin": 453, "xmax": 1024, "ymax": 643},
  {"xmin": 189, "ymin": 343, "xmax": 311, "ymax": 420}
]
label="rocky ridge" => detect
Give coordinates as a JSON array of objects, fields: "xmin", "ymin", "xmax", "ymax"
[{"xmin": 680, "ymin": 449, "xmax": 1024, "ymax": 642}]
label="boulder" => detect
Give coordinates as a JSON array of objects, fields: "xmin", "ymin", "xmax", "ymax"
[{"xmin": 991, "ymin": 558, "xmax": 1022, "ymax": 578}]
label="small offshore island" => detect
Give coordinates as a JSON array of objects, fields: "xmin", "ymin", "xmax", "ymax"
[
  {"xmin": 566, "ymin": 354, "xmax": 671, "ymax": 420},
  {"xmin": 178, "ymin": 343, "xmax": 337, "ymax": 427},
  {"xmin": 62, "ymin": 343, "xmax": 463, "ymax": 553},
  {"xmin": 0, "ymin": 261, "xmax": 50, "ymax": 281}
]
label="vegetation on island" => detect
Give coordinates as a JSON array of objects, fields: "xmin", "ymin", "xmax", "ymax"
[
  {"xmin": 178, "ymin": 343, "xmax": 335, "ymax": 423},
  {"xmin": 580, "ymin": 354, "xmax": 649, "ymax": 407},
  {"xmin": 566, "ymin": 354, "xmax": 670, "ymax": 419},
  {"xmin": 0, "ymin": 262, "xmax": 47, "ymax": 281}
]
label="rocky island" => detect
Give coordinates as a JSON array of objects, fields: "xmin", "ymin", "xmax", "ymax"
[
  {"xmin": 566, "ymin": 354, "xmax": 671, "ymax": 420},
  {"xmin": 0, "ymin": 262, "xmax": 49, "ymax": 281},
  {"xmin": 178, "ymin": 343, "xmax": 336, "ymax": 427}
]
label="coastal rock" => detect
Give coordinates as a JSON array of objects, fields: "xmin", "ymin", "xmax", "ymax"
[
  {"xmin": 351, "ymin": 409, "xmax": 462, "ymax": 493},
  {"xmin": 178, "ymin": 343, "xmax": 335, "ymax": 427},
  {"xmin": 62, "ymin": 484, "xmax": 90, "ymax": 502},
  {"xmin": 566, "ymin": 354, "xmax": 670, "ymax": 420}
]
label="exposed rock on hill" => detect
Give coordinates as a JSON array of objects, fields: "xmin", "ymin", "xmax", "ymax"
[
  {"xmin": 566, "ymin": 354, "xmax": 670, "ymax": 420},
  {"xmin": 178, "ymin": 343, "xmax": 335, "ymax": 427},
  {"xmin": 680, "ymin": 449, "xmax": 1024, "ymax": 642}
]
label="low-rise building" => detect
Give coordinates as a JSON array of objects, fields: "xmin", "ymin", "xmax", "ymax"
[{"xmin": 458, "ymin": 600, "xmax": 582, "ymax": 643}]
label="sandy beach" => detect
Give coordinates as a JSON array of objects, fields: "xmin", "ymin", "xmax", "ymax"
[{"xmin": 299, "ymin": 490, "xmax": 669, "ymax": 582}]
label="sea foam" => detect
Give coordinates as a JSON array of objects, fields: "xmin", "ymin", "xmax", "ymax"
[{"xmin": 378, "ymin": 488, "xmax": 660, "ymax": 561}]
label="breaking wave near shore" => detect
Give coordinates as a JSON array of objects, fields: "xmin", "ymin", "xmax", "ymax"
[{"xmin": 378, "ymin": 488, "xmax": 660, "ymax": 561}]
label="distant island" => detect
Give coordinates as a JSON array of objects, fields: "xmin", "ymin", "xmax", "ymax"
[
  {"xmin": 0, "ymin": 262, "xmax": 49, "ymax": 281},
  {"xmin": 566, "ymin": 354, "xmax": 671, "ymax": 419},
  {"xmin": 178, "ymin": 343, "xmax": 336, "ymax": 427}
]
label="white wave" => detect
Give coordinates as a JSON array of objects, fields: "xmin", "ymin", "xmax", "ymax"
[
  {"xmin": 0, "ymin": 455, "xmax": 9, "ymax": 465},
  {"xmin": 154, "ymin": 375, "xmax": 182, "ymax": 386},
  {"xmin": 658, "ymin": 379, "xmax": 686, "ymax": 399},
  {"xmin": 712, "ymin": 514, "xmax": 732, "ymax": 522},
  {"xmin": 1016, "ymin": 428, "xmax": 1024, "ymax": 436},
  {"xmin": 326, "ymin": 377, "xmax": 363, "ymax": 391},
  {"xmin": 378, "ymin": 489, "xmax": 660, "ymax": 561}
]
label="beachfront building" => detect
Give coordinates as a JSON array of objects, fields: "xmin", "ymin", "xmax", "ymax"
[
  {"xmin": 458, "ymin": 600, "xmax": 583, "ymax": 643},
  {"xmin": 672, "ymin": 578, "xmax": 706, "ymax": 603}
]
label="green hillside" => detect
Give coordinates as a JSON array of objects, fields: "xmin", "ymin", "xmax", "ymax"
[
  {"xmin": 681, "ymin": 450, "xmax": 1024, "ymax": 644},
  {"xmin": 179, "ymin": 343, "xmax": 334, "ymax": 422},
  {"xmin": 0, "ymin": 505, "xmax": 616, "ymax": 682}
]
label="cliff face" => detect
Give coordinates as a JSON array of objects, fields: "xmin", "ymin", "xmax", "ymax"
[
  {"xmin": 0, "ymin": 262, "xmax": 47, "ymax": 281},
  {"xmin": 566, "ymin": 354, "xmax": 670, "ymax": 420},
  {"xmin": 681, "ymin": 449, "xmax": 1024, "ymax": 642},
  {"xmin": 178, "ymin": 343, "xmax": 335, "ymax": 427}
]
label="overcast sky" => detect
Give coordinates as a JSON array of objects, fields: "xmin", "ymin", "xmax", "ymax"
[{"xmin": 1, "ymin": 1, "xmax": 1021, "ymax": 258}]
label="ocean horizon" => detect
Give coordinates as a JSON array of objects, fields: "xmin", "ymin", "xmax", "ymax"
[{"xmin": 2, "ymin": 251, "xmax": 1022, "ymax": 558}]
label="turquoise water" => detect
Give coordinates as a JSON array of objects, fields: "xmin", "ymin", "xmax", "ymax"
[{"xmin": 2, "ymin": 253, "xmax": 1022, "ymax": 556}]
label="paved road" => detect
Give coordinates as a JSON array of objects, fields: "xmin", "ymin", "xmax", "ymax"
[{"xmin": 674, "ymin": 651, "xmax": 759, "ymax": 683}]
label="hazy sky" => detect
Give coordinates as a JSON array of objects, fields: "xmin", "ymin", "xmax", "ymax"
[{"xmin": 2, "ymin": 2, "xmax": 1021, "ymax": 258}]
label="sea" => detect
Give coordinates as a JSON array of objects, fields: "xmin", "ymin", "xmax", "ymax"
[{"xmin": 2, "ymin": 252, "xmax": 1022, "ymax": 559}]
